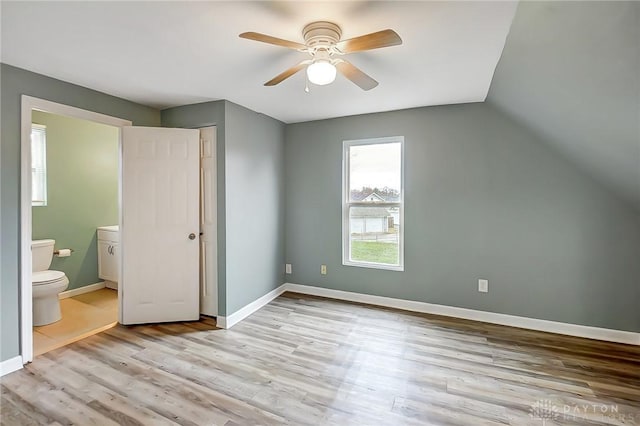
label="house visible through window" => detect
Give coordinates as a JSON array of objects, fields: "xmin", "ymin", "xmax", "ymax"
[
  {"xmin": 343, "ymin": 137, "xmax": 404, "ymax": 271},
  {"xmin": 31, "ymin": 124, "xmax": 47, "ymax": 206}
]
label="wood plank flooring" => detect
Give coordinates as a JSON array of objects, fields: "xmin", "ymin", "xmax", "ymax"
[{"xmin": 2, "ymin": 291, "xmax": 639, "ymax": 425}]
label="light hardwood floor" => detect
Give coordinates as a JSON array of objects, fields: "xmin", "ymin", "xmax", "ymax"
[
  {"xmin": 33, "ymin": 288, "xmax": 118, "ymax": 356},
  {"xmin": 2, "ymin": 292, "xmax": 639, "ymax": 425}
]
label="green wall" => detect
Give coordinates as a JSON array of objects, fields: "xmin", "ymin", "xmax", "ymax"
[
  {"xmin": 1, "ymin": 63, "xmax": 161, "ymax": 362},
  {"xmin": 284, "ymin": 103, "xmax": 640, "ymax": 332},
  {"xmin": 31, "ymin": 111, "xmax": 119, "ymax": 291}
]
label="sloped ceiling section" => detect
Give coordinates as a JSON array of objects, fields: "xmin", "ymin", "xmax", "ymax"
[{"xmin": 488, "ymin": 1, "xmax": 640, "ymax": 210}]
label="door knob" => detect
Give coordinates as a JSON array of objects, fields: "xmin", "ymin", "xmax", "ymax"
[{"xmin": 188, "ymin": 233, "xmax": 196, "ymax": 240}]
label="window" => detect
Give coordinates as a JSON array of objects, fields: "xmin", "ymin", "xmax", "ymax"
[
  {"xmin": 343, "ymin": 137, "xmax": 404, "ymax": 271},
  {"xmin": 31, "ymin": 124, "xmax": 47, "ymax": 206}
]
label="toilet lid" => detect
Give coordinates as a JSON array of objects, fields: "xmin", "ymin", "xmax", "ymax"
[{"xmin": 33, "ymin": 270, "xmax": 66, "ymax": 285}]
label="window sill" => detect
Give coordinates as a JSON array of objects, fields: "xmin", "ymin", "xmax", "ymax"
[{"xmin": 342, "ymin": 260, "xmax": 404, "ymax": 272}]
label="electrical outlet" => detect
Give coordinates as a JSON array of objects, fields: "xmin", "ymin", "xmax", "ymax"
[
  {"xmin": 320, "ymin": 264, "xmax": 327, "ymax": 275},
  {"xmin": 285, "ymin": 264, "xmax": 292, "ymax": 274},
  {"xmin": 478, "ymin": 279, "xmax": 489, "ymax": 293}
]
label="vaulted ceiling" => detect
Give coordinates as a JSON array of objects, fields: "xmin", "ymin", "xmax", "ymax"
[
  {"xmin": 487, "ymin": 1, "xmax": 640, "ymax": 210},
  {"xmin": 2, "ymin": 1, "xmax": 638, "ymax": 209}
]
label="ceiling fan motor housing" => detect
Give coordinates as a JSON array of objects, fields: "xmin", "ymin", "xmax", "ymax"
[{"xmin": 303, "ymin": 21, "xmax": 342, "ymax": 49}]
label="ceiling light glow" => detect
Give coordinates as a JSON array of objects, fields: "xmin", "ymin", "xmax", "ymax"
[{"xmin": 306, "ymin": 60, "xmax": 337, "ymax": 86}]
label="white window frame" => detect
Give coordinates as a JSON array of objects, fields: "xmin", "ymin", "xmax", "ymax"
[
  {"xmin": 342, "ymin": 136, "xmax": 405, "ymax": 271},
  {"xmin": 31, "ymin": 123, "xmax": 47, "ymax": 207}
]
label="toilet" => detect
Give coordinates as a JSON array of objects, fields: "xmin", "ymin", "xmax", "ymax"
[{"xmin": 32, "ymin": 239, "xmax": 69, "ymax": 326}]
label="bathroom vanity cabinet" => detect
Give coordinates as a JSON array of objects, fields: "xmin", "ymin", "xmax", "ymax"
[{"xmin": 97, "ymin": 225, "xmax": 119, "ymax": 289}]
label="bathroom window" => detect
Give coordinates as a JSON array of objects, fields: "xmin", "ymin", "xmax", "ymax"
[
  {"xmin": 31, "ymin": 124, "xmax": 47, "ymax": 206},
  {"xmin": 343, "ymin": 136, "xmax": 404, "ymax": 271}
]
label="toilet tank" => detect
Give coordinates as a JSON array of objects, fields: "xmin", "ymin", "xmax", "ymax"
[{"xmin": 32, "ymin": 239, "xmax": 55, "ymax": 272}]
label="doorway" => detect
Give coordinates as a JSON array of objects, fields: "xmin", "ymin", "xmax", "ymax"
[
  {"xmin": 20, "ymin": 96, "xmax": 131, "ymax": 362},
  {"xmin": 20, "ymin": 96, "xmax": 219, "ymax": 364},
  {"xmin": 30, "ymin": 109, "xmax": 121, "ymax": 356}
]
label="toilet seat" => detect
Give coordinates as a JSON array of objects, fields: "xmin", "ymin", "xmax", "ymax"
[{"xmin": 33, "ymin": 270, "xmax": 66, "ymax": 285}]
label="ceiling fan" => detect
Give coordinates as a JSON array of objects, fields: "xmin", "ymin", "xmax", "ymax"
[{"xmin": 239, "ymin": 21, "xmax": 402, "ymax": 91}]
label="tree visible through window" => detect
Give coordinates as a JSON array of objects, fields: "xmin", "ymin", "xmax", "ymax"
[
  {"xmin": 343, "ymin": 137, "xmax": 404, "ymax": 270},
  {"xmin": 31, "ymin": 124, "xmax": 47, "ymax": 206}
]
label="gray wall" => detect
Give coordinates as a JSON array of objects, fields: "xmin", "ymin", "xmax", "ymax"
[
  {"xmin": 224, "ymin": 101, "xmax": 285, "ymax": 314},
  {"xmin": 3, "ymin": 32, "xmax": 638, "ymax": 363},
  {"xmin": 160, "ymin": 100, "xmax": 228, "ymax": 315},
  {"xmin": 161, "ymin": 100, "xmax": 286, "ymax": 316},
  {"xmin": 1, "ymin": 64, "xmax": 160, "ymax": 362},
  {"xmin": 284, "ymin": 103, "xmax": 640, "ymax": 332},
  {"xmin": 488, "ymin": 1, "xmax": 640, "ymax": 210}
]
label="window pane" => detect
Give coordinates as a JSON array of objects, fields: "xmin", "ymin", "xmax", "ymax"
[
  {"xmin": 349, "ymin": 142, "xmax": 401, "ymax": 202},
  {"xmin": 31, "ymin": 126, "xmax": 47, "ymax": 206},
  {"xmin": 343, "ymin": 138, "xmax": 404, "ymax": 270},
  {"xmin": 346, "ymin": 142, "xmax": 402, "ymax": 266},
  {"xmin": 349, "ymin": 205, "xmax": 400, "ymax": 265}
]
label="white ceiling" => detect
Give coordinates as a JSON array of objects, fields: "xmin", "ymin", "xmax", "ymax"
[{"xmin": 1, "ymin": 1, "xmax": 518, "ymax": 123}]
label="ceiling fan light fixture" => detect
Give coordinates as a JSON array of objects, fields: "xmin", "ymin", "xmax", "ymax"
[
  {"xmin": 306, "ymin": 60, "xmax": 336, "ymax": 86},
  {"xmin": 240, "ymin": 22, "xmax": 402, "ymax": 90}
]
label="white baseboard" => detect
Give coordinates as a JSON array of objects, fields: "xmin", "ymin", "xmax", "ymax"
[
  {"xmin": 59, "ymin": 282, "xmax": 106, "ymax": 299},
  {"xmin": 283, "ymin": 283, "xmax": 640, "ymax": 346},
  {"xmin": 218, "ymin": 284, "xmax": 288, "ymax": 329},
  {"xmin": 0, "ymin": 356, "xmax": 24, "ymax": 377},
  {"xmin": 216, "ymin": 316, "xmax": 228, "ymax": 329},
  {"xmin": 212, "ymin": 282, "xmax": 639, "ymax": 345}
]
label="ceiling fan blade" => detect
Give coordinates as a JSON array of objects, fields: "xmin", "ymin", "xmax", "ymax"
[
  {"xmin": 265, "ymin": 61, "xmax": 309, "ymax": 86},
  {"xmin": 335, "ymin": 60, "xmax": 378, "ymax": 91},
  {"xmin": 336, "ymin": 29, "xmax": 402, "ymax": 53},
  {"xmin": 239, "ymin": 32, "xmax": 307, "ymax": 50}
]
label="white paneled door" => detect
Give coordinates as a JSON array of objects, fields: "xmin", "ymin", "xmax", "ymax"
[
  {"xmin": 121, "ymin": 127, "xmax": 200, "ymax": 324},
  {"xmin": 199, "ymin": 127, "xmax": 218, "ymax": 316}
]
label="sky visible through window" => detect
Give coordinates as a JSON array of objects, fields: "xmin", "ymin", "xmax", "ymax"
[{"xmin": 349, "ymin": 142, "xmax": 401, "ymax": 193}]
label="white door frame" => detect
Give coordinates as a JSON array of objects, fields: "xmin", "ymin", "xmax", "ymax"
[{"xmin": 19, "ymin": 95, "xmax": 131, "ymax": 364}]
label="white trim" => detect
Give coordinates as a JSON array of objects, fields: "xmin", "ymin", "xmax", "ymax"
[
  {"xmin": 58, "ymin": 282, "xmax": 106, "ymax": 299},
  {"xmin": 26, "ymin": 96, "xmax": 132, "ymax": 128},
  {"xmin": 0, "ymin": 356, "xmax": 24, "ymax": 377},
  {"xmin": 215, "ymin": 316, "xmax": 228, "ymax": 329},
  {"xmin": 218, "ymin": 284, "xmax": 288, "ymax": 329},
  {"xmin": 283, "ymin": 283, "xmax": 640, "ymax": 345},
  {"xmin": 20, "ymin": 98, "xmax": 34, "ymax": 364},
  {"xmin": 20, "ymin": 95, "xmax": 132, "ymax": 364},
  {"xmin": 342, "ymin": 136, "xmax": 405, "ymax": 271}
]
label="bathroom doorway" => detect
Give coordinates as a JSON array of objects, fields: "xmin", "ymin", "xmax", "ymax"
[
  {"xmin": 30, "ymin": 109, "xmax": 121, "ymax": 357},
  {"xmin": 20, "ymin": 97, "xmax": 219, "ymax": 364},
  {"xmin": 20, "ymin": 96, "xmax": 131, "ymax": 362}
]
